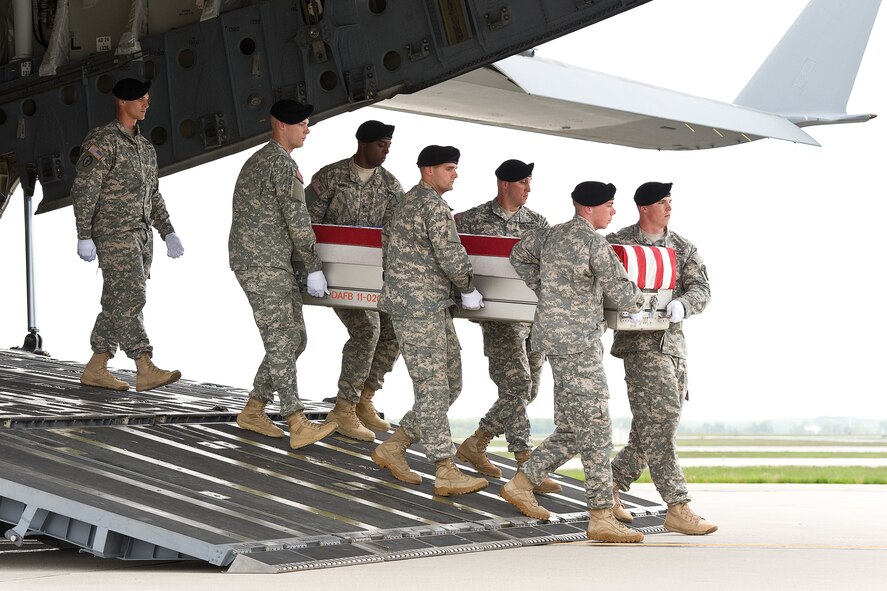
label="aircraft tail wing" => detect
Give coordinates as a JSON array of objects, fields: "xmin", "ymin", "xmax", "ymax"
[{"xmin": 734, "ymin": 0, "xmax": 881, "ymax": 126}]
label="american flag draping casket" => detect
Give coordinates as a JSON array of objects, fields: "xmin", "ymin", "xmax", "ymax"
[
  {"xmin": 605, "ymin": 244, "xmax": 675, "ymax": 331},
  {"xmin": 303, "ymin": 224, "xmax": 675, "ymax": 330}
]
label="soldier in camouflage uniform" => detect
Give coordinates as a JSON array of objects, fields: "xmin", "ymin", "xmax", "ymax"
[
  {"xmin": 72, "ymin": 78, "xmax": 183, "ymax": 393},
  {"xmin": 306, "ymin": 120, "xmax": 404, "ymax": 441},
  {"xmin": 371, "ymin": 145, "xmax": 488, "ymax": 497},
  {"xmin": 229, "ymin": 99, "xmax": 338, "ymax": 450},
  {"xmin": 502, "ymin": 181, "xmax": 646, "ymax": 543},
  {"xmin": 607, "ymin": 181, "xmax": 717, "ymax": 535},
  {"xmin": 453, "ymin": 159, "xmax": 560, "ymax": 493}
]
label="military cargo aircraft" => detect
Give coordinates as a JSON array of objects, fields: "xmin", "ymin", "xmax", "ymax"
[{"xmin": 0, "ymin": 0, "xmax": 882, "ymax": 573}]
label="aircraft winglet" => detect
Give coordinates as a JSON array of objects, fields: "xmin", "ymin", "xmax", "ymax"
[{"xmin": 734, "ymin": 0, "xmax": 881, "ymax": 126}]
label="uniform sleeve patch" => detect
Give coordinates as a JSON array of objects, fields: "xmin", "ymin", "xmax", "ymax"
[
  {"xmin": 87, "ymin": 144, "xmax": 104, "ymax": 160},
  {"xmin": 311, "ymin": 178, "xmax": 327, "ymax": 195}
]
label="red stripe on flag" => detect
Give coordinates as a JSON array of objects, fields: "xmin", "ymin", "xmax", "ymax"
[
  {"xmin": 651, "ymin": 247, "xmax": 664, "ymax": 289},
  {"xmin": 667, "ymin": 248, "xmax": 677, "ymax": 289},
  {"xmin": 612, "ymin": 245, "xmax": 629, "ymax": 271},
  {"xmin": 312, "ymin": 224, "xmax": 382, "ymax": 248},
  {"xmin": 632, "ymin": 245, "xmax": 647, "ymax": 289},
  {"xmin": 459, "ymin": 233, "xmax": 520, "ymax": 257}
]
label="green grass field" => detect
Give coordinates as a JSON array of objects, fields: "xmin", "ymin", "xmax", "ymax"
[{"xmin": 480, "ymin": 434, "xmax": 887, "ymax": 484}]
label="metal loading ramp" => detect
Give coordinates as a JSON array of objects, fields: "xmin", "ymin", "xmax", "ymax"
[{"xmin": 0, "ymin": 349, "xmax": 667, "ymax": 573}]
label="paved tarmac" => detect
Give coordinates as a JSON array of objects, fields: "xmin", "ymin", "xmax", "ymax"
[{"xmin": 2, "ymin": 483, "xmax": 885, "ymax": 590}]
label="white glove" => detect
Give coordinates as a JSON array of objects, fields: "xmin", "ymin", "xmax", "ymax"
[
  {"xmin": 666, "ymin": 300, "xmax": 685, "ymax": 323},
  {"xmin": 461, "ymin": 288, "xmax": 484, "ymax": 310},
  {"xmin": 165, "ymin": 233, "xmax": 184, "ymax": 258},
  {"xmin": 77, "ymin": 239, "xmax": 96, "ymax": 262},
  {"xmin": 628, "ymin": 311, "xmax": 643, "ymax": 324},
  {"xmin": 306, "ymin": 270, "xmax": 330, "ymax": 297}
]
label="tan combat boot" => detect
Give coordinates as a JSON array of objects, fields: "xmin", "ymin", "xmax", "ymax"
[
  {"xmin": 664, "ymin": 503, "xmax": 718, "ymax": 535},
  {"xmin": 612, "ymin": 483, "xmax": 634, "ymax": 523},
  {"xmin": 80, "ymin": 352, "xmax": 129, "ymax": 391},
  {"xmin": 456, "ymin": 427, "xmax": 501, "ymax": 477},
  {"xmin": 325, "ymin": 397, "xmax": 375, "ymax": 441},
  {"xmin": 499, "ymin": 471, "xmax": 550, "ymax": 520},
  {"xmin": 236, "ymin": 398, "xmax": 285, "ymax": 438},
  {"xmin": 514, "ymin": 450, "xmax": 562, "ymax": 494},
  {"xmin": 371, "ymin": 427, "xmax": 422, "ymax": 484},
  {"xmin": 356, "ymin": 387, "xmax": 390, "ymax": 432},
  {"xmin": 587, "ymin": 508, "xmax": 644, "ymax": 543},
  {"xmin": 434, "ymin": 458, "xmax": 488, "ymax": 496},
  {"xmin": 285, "ymin": 412, "xmax": 338, "ymax": 449},
  {"xmin": 134, "ymin": 353, "xmax": 181, "ymax": 392}
]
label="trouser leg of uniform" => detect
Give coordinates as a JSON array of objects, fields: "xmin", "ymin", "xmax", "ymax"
[
  {"xmin": 526, "ymin": 346, "xmax": 612, "ymax": 510},
  {"xmin": 365, "ymin": 311, "xmax": 399, "ymax": 391},
  {"xmin": 92, "ymin": 229, "xmax": 152, "ymax": 359},
  {"xmin": 392, "ymin": 311, "xmax": 460, "ymax": 462},
  {"xmin": 616, "ymin": 351, "xmax": 690, "ymax": 505},
  {"xmin": 612, "ymin": 419, "xmax": 646, "ymax": 489},
  {"xmin": 478, "ymin": 321, "xmax": 534, "ymax": 453},
  {"xmin": 236, "ymin": 268, "xmax": 306, "ymax": 417},
  {"xmin": 334, "ymin": 308, "xmax": 381, "ymax": 404}
]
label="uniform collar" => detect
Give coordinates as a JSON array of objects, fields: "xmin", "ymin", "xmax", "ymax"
[
  {"xmin": 631, "ymin": 222, "xmax": 670, "ymax": 244},
  {"xmin": 491, "ymin": 198, "xmax": 523, "ymax": 221}
]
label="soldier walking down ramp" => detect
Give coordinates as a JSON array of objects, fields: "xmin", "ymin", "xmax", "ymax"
[
  {"xmin": 371, "ymin": 145, "xmax": 488, "ymax": 496},
  {"xmin": 453, "ymin": 159, "xmax": 559, "ymax": 493},
  {"xmin": 71, "ymin": 77, "xmax": 183, "ymax": 393},
  {"xmin": 306, "ymin": 120, "xmax": 405, "ymax": 441},
  {"xmin": 607, "ymin": 181, "xmax": 717, "ymax": 535},
  {"xmin": 502, "ymin": 181, "xmax": 645, "ymax": 543},
  {"xmin": 229, "ymin": 99, "xmax": 337, "ymax": 450}
]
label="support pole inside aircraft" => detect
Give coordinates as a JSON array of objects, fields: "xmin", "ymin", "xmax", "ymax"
[{"xmin": 19, "ymin": 187, "xmax": 47, "ymax": 356}]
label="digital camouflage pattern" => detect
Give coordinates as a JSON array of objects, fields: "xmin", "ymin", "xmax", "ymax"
[
  {"xmin": 229, "ymin": 140, "xmax": 320, "ymax": 416},
  {"xmin": 455, "ymin": 199, "xmax": 549, "ymax": 452},
  {"xmin": 379, "ymin": 180, "xmax": 474, "ymax": 315},
  {"xmin": 90, "ymin": 230, "xmax": 152, "ymax": 358},
  {"xmin": 380, "ymin": 180, "xmax": 474, "ymax": 461},
  {"xmin": 233, "ymin": 267, "xmax": 307, "ymax": 416},
  {"xmin": 454, "ymin": 198, "xmax": 549, "ymax": 238},
  {"xmin": 510, "ymin": 215, "xmax": 644, "ymax": 510},
  {"xmin": 229, "ymin": 140, "xmax": 321, "ymax": 274},
  {"xmin": 72, "ymin": 121, "xmax": 174, "ymax": 240},
  {"xmin": 510, "ymin": 215, "xmax": 644, "ymax": 355},
  {"xmin": 391, "ymin": 311, "xmax": 462, "ymax": 461},
  {"xmin": 307, "ymin": 159, "xmax": 403, "ymax": 403},
  {"xmin": 522, "ymin": 344, "xmax": 614, "ymax": 509},
  {"xmin": 71, "ymin": 120, "xmax": 176, "ymax": 359},
  {"xmin": 607, "ymin": 224, "xmax": 710, "ymax": 359},
  {"xmin": 612, "ymin": 352, "xmax": 690, "ymax": 504},
  {"xmin": 606, "ymin": 223, "xmax": 711, "ymax": 505},
  {"xmin": 306, "ymin": 157, "xmax": 403, "ymax": 227}
]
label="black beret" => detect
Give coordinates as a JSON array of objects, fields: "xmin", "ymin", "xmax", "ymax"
[
  {"xmin": 417, "ymin": 145, "xmax": 460, "ymax": 167},
  {"xmin": 356, "ymin": 120, "xmax": 395, "ymax": 143},
  {"xmin": 634, "ymin": 182, "xmax": 672, "ymax": 206},
  {"xmin": 112, "ymin": 78, "xmax": 151, "ymax": 101},
  {"xmin": 572, "ymin": 181, "xmax": 616, "ymax": 207},
  {"xmin": 270, "ymin": 99, "xmax": 313, "ymax": 124},
  {"xmin": 495, "ymin": 159, "xmax": 534, "ymax": 182}
]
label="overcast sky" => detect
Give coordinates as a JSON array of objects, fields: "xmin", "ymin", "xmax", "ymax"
[{"xmin": 1, "ymin": 0, "xmax": 885, "ymax": 424}]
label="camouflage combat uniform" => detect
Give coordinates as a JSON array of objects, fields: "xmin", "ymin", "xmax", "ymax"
[
  {"xmin": 454, "ymin": 199, "xmax": 549, "ymax": 452},
  {"xmin": 510, "ymin": 216, "xmax": 643, "ymax": 509},
  {"xmin": 378, "ymin": 180, "xmax": 474, "ymax": 462},
  {"xmin": 607, "ymin": 223, "xmax": 710, "ymax": 505},
  {"xmin": 71, "ymin": 120, "xmax": 175, "ymax": 360},
  {"xmin": 229, "ymin": 140, "xmax": 322, "ymax": 417},
  {"xmin": 306, "ymin": 158, "xmax": 404, "ymax": 404}
]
